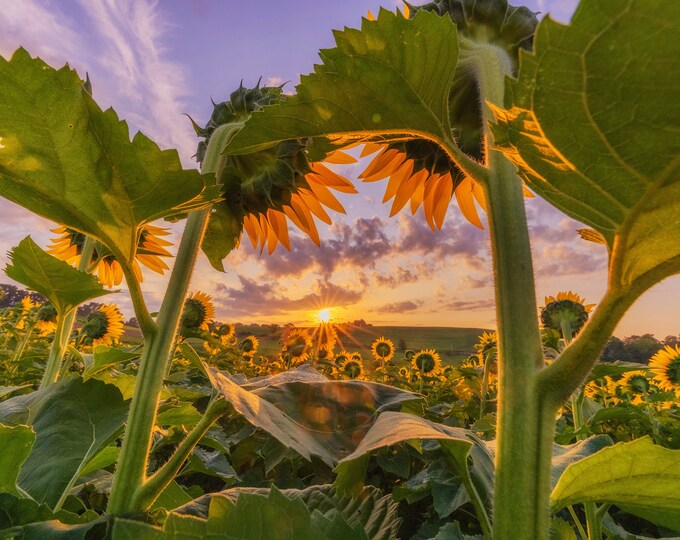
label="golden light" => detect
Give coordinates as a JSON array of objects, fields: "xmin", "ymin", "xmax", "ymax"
[{"xmin": 317, "ymin": 308, "xmax": 331, "ymax": 323}]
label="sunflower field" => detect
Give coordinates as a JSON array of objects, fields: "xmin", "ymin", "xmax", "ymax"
[{"xmin": 0, "ymin": 0, "xmax": 679, "ymax": 539}]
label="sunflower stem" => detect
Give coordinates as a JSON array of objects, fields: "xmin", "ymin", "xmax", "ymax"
[
  {"xmin": 41, "ymin": 310, "xmax": 72, "ymax": 388},
  {"xmin": 107, "ymin": 125, "xmax": 232, "ymax": 515},
  {"xmin": 40, "ymin": 236, "xmax": 95, "ymax": 388},
  {"xmin": 122, "ymin": 263, "xmax": 157, "ymax": 338},
  {"xmin": 471, "ymin": 43, "xmax": 548, "ymax": 539},
  {"xmin": 133, "ymin": 397, "xmax": 230, "ymax": 510}
]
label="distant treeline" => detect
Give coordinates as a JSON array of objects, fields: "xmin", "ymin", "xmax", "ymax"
[{"xmin": 601, "ymin": 334, "xmax": 679, "ymax": 364}]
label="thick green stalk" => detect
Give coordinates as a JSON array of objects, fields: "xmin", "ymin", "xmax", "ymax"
[
  {"xmin": 134, "ymin": 398, "xmax": 230, "ymax": 510},
  {"xmin": 472, "ymin": 44, "xmax": 547, "ymax": 539},
  {"xmin": 107, "ymin": 125, "xmax": 231, "ymax": 515},
  {"xmin": 40, "ymin": 237, "xmax": 95, "ymax": 388}
]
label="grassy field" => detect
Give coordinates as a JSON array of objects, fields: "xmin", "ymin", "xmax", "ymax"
[{"xmin": 233, "ymin": 324, "xmax": 490, "ymax": 365}]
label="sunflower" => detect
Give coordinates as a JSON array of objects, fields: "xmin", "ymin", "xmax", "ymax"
[
  {"xmin": 359, "ymin": 1, "xmax": 537, "ymax": 230},
  {"xmin": 240, "ymin": 335, "xmax": 259, "ymax": 358},
  {"xmin": 316, "ymin": 342, "xmax": 335, "ymax": 362},
  {"xmin": 371, "ymin": 337, "xmax": 395, "ymax": 363},
  {"xmin": 540, "ymin": 291, "xmax": 594, "ymax": 337},
  {"xmin": 649, "ymin": 345, "xmax": 680, "ymax": 394},
  {"xmin": 192, "ymin": 83, "xmax": 358, "ymax": 268},
  {"xmin": 180, "ymin": 291, "xmax": 215, "ymax": 332},
  {"xmin": 412, "ymin": 349, "xmax": 442, "ymax": 376},
  {"xmin": 49, "ymin": 224, "xmax": 172, "ymax": 288},
  {"xmin": 281, "ymin": 329, "xmax": 312, "ymax": 363},
  {"xmin": 82, "ymin": 304, "xmax": 124, "ymax": 346},
  {"xmin": 216, "ymin": 322, "xmax": 236, "ymax": 345},
  {"xmin": 35, "ymin": 303, "xmax": 58, "ymax": 335},
  {"xmin": 618, "ymin": 370, "xmax": 653, "ymax": 405},
  {"xmin": 334, "ymin": 350, "xmax": 351, "ymax": 367},
  {"xmin": 14, "ymin": 296, "xmax": 37, "ymax": 330},
  {"xmin": 403, "ymin": 349, "xmax": 415, "ymax": 362},
  {"xmin": 398, "ymin": 366, "xmax": 410, "ymax": 379},
  {"xmin": 339, "ymin": 356, "xmax": 365, "ymax": 379}
]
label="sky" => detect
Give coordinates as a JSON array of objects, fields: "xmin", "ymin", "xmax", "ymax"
[{"xmin": 0, "ymin": 0, "xmax": 678, "ymax": 337}]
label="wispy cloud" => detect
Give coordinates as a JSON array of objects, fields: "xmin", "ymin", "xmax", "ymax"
[
  {"xmin": 371, "ymin": 300, "xmax": 423, "ymax": 314},
  {"xmin": 76, "ymin": 0, "xmax": 196, "ymax": 163}
]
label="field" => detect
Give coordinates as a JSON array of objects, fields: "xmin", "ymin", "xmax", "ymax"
[{"xmin": 232, "ymin": 324, "xmax": 488, "ymax": 364}]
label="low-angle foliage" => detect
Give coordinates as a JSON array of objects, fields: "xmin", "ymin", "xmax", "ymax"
[{"xmin": 0, "ymin": 0, "xmax": 678, "ymax": 539}]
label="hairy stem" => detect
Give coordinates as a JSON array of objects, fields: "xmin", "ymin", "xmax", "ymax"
[
  {"xmin": 134, "ymin": 398, "xmax": 230, "ymax": 510},
  {"xmin": 40, "ymin": 236, "xmax": 95, "ymax": 388},
  {"xmin": 472, "ymin": 44, "xmax": 547, "ymax": 539},
  {"xmin": 108, "ymin": 125, "xmax": 232, "ymax": 515},
  {"xmin": 122, "ymin": 262, "xmax": 157, "ymax": 339}
]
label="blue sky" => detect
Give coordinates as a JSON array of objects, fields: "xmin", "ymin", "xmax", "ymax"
[{"xmin": 1, "ymin": 0, "xmax": 678, "ymax": 337}]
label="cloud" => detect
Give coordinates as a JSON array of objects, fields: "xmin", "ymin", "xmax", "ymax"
[
  {"xmin": 455, "ymin": 275, "xmax": 490, "ymax": 290},
  {"xmin": 394, "ymin": 213, "xmax": 488, "ymax": 268},
  {"xmin": 439, "ymin": 298, "xmax": 495, "ymax": 311},
  {"xmin": 535, "ymin": 244, "xmax": 607, "ymax": 277},
  {"xmin": 259, "ymin": 216, "xmax": 392, "ymax": 278},
  {"xmin": 213, "ymin": 276, "xmax": 364, "ymax": 318},
  {"xmin": 0, "ymin": 1, "xmax": 83, "ymax": 63},
  {"xmin": 76, "ymin": 0, "xmax": 196, "ymax": 162},
  {"xmin": 371, "ymin": 300, "xmax": 423, "ymax": 314}
]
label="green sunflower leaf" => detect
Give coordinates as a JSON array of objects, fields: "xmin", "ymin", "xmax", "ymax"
[
  {"xmin": 0, "ymin": 424, "xmax": 35, "ymax": 495},
  {"xmin": 492, "ymin": 0, "xmax": 680, "ymax": 290},
  {"xmin": 551, "ymin": 437, "xmax": 680, "ymax": 530},
  {"xmin": 223, "ymin": 9, "xmax": 458, "ymax": 154},
  {"xmin": 0, "ymin": 48, "xmax": 219, "ymax": 266},
  {"xmin": 5, "ymin": 236, "xmax": 111, "ymax": 316},
  {"xmin": 334, "ymin": 411, "xmax": 493, "ymax": 530}
]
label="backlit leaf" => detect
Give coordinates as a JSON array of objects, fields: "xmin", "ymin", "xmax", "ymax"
[
  {"xmin": 223, "ymin": 9, "xmax": 458, "ymax": 155},
  {"xmin": 0, "ymin": 48, "xmax": 218, "ymax": 266},
  {"xmin": 0, "ymin": 424, "xmax": 35, "ymax": 495},
  {"xmin": 6, "ymin": 236, "xmax": 110, "ymax": 316},
  {"xmin": 492, "ymin": 0, "xmax": 680, "ymax": 290},
  {"xmin": 551, "ymin": 437, "xmax": 680, "ymax": 530}
]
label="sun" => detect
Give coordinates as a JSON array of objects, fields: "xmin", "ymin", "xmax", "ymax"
[{"xmin": 317, "ymin": 308, "xmax": 331, "ymax": 323}]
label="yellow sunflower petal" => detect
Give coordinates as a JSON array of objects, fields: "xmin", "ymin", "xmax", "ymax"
[
  {"xmin": 382, "ymin": 159, "xmax": 414, "ymax": 203},
  {"xmin": 323, "ymin": 150, "xmax": 357, "ymax": 164},
  {"xmin": 299, "ymin": 189, "xmax": 332, "ymax": 224},
  {"xmin": 306, "ymin": 175, "xmax": 346, "ymax": 213},
  {"xmin": 455, "ymin": 177, "xmax": 483, "ymax": 229},
  {"xmin": 390, "ymin": 169, "xmax": 428, "ymax": 217}
]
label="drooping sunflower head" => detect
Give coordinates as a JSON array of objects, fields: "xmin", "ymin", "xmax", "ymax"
[
  {"xmin": 412, "ymin": 349, "xmax": 442, "ymax": 376},
  {"xmin": 36, "ymin": 302, "xmax": 58, "ymax": 335},
  {"xmin": 475, "ymin": 331, "xmax": 497, "ymax": 356},
  {"xmin": 540, "ymin": 291, "xmax": 594, "ymax": 337},
  {"xmin": 339, "ymin": 356, "xmax": 365, "ymax": 379},
  {"xmin": 316, "ymin": 342, "xmax": 335, "ymax": 362},
  {"xmin": 192, "ymin": 82, "xmax": 358, "ymax": 264},
  {"xmin": 371, "ymin": 336, "xmax": 395, "ymax": 363},
  {"xmin": 619, "ymin": 371, "xmax": 652, "ymax": 404},
  {"xmin": 649, "ymin": 345, "xmax": 680, "ymax": 394},
  {"xmin": 281, "ymin": 328, "xmax": 313, "ymax": 362},
  {"xmin": 334, "ymin": 350, "xmax": 350, "ymax": 367},
  {"xmin": 240, "ymin": 335, "xmax": 259, "ymax": 357},
  {"xmin": 49, "ymin": 224, "xmax": 172, "ymax": 288},
  {"xmin": 404, "ymin": 349, "xmax": 416, "ymax": 362},
  {"xmin": 180, "ymin": 291, "xmax": 215, "ymax": 332},
  {"xmin": 359, "ymin": 0, "xmax": 537, "ymax": 230},
  {"xmin": 216, "ymin": 322, "xmax": 236, "ymax": 344},
  {"xmin": 83, "ymin": 304, "xmax": 124, "ymax": 346}
]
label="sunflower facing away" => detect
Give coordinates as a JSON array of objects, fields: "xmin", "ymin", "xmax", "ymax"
[
  {"xmin": 281, "ymin": 329, "xmax": 312, "ymax": 364},
  {"xmin": 610, "ymin": 370, "xmax": 653, "ymax": 405},
  {"xmin": 192, "ymin": 83, "xmax": 358, "ymax": 268},
  {"xmin": 649, "ymin": 345, "xmax": 680, "ymax": 394},
  {"xmin": 339, "ymin": 356, "xmax": 365, "ymax": 380},
  {"xmin": 412, "ymin": 349, "xmax": 442, "ymax": 376},
  {"xmin": 82, "ymin": 304, "xmax": 124, "ymax": 347},
  {"xmin": 240, "ymin": 335, "xmax": 259, "ymax": 358},
  {"xmin": 540, "ymin": 291, "xmax": 595, "ymax": 337},
  {"xmin": 371, "ymin": 336, "xmax": 395, "ymax": 363},
  {"xmin": 49, "ymin": 224, "xmax": 172, "ymax": 288},
  {"xmin": 35, "ymin": 303, "xmax": 58, "ymax": 335},
  {"xmin": 359, "ymin": 1, "xmax": 538, "ymax": 230},
  {"xmin": 180, "ymin": 292, "xmax": 215, "ymax": 332}
]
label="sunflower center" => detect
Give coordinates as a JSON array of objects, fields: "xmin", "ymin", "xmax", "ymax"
[
  {"xmin": 667, "ymin": 357, "xmax": 680, "ymax": 386},
  {"xmin": 242, "ymin": 339, "xmax": 255, "ymax": 353}
]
